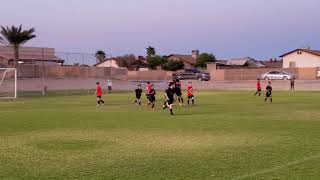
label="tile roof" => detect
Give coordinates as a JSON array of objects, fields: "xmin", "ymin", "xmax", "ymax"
[
  {"xmin": 168, "ymin": 54, "xmax": 197, "ymax": 65},
  {"xmin": 0, "ymin": 54, "xmax": 64, "ymax": 63},
  {"xmin": 280, "ymin": 49, "xmax": 320, "ymax": 57}
]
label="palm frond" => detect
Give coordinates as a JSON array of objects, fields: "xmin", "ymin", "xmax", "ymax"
[{"xmin": 0, "ymin": 25, "xmax": 36, "ymax": 46}]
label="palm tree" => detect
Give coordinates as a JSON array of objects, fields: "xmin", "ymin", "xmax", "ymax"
[
  {"xmin": 0, "ymin": 25, "xmax": 36, "ymax": 69},
  {"xmin": 95, "ymin": 50, "xmax": 106, "ymax": 63},
  {"xmin": 146, "ymin": 46, "xmax": 156, "ymax": 57}
]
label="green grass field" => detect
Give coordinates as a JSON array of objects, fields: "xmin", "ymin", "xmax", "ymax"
[{"xmin": 1, "ymin": 91, "xmax": 320, "ymax": 180}]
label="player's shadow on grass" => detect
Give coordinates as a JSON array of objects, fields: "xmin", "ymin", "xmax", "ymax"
[{"xmin": 174, "ymin": 111, "xmax": 212, "ymax": 116}]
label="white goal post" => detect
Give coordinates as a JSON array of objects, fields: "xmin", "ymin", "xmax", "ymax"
[{"xmin": 0, "ymin": 68, "xmax": 17, "ymax": 98}]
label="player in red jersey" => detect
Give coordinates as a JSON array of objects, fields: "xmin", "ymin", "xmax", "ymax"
[
  {"xmin": 145, "ymin": 81, "xmax": 152, "ymax": 105},
  {"xmin": 254, "ymin": 79, "xmax": 262, "ymax": 96},
  {"xmin": 187, "ymin": 82, "xmax": 194, "ymax": 105},
  {"xmin": 96, "ymin": 82, "xmax": 104, "ymax": 106}
]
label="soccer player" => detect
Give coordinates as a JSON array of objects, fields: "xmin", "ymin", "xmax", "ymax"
[
  {"xmin": 107, "ymin": 79, "xmax": 112, "ymax": 93},
  {"xmin": 175, "ymin": 79, "xmax": 184, "ymax": 106},
  {"xmin": 147, "ymin": 84, "xmax": 156, "ymax": 109},
  {"xmin": 96, "ymin": 82, "xmax": 105, "ymax": 106},
  {"xmin": 134, "ymin": 84, "xmax": 143, "ymax": 105},
  {"xmin": 145, "ymin": 81, "xmax": 151, "ymax": 101},
  {"xmin": 187, "ymin": 82, "xmax": 195, "ymax": 105},
  {"xmin": 254, "ymin": 79, "xmax": 262, "ymax": 96},
  {"xmin": 290, "ymin": 78, "xmax": 295, "ymax": 91},
  {"xmin": 265, "ymin": 82, "xmax": 273, "ymax": 103},
  {"xmin": 163, "ymin": 82, "xmax": 176, "ymax": 115}
]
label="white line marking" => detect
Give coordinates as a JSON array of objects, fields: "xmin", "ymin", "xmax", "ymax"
[{"xmin": 233, "ymin": 154, "xmax": 320, "ymax": 180}]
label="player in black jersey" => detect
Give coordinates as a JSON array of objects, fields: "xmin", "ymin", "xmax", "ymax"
[
  {"xmin": 175, "ymin": 79, "xmax": 184, "ymax": 106},
  {"xmin": 265, "ymin": 82, "xmax": 273, "ymax": 103},
  {"xmin": 147, "ymin": 84, "xmax": 156, "ymax": 109},
  {"xmin": 134, "ymin": 84, "xmax": 143, "ymax": 105},
  {"xmin": 163, "ymin": 82, "xmax": 176, "ymax": 115}
]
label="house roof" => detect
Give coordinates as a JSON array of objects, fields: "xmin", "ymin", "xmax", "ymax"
[
  {"xmin": 226, "ymin": 57, "xmax": 266, "ymax": 67},
  {"xmin": 227, "ymin": 59, "xmax": 247, "ymax": 66},
  {"xmin": 168, "ymin": 54, "xmax": 197, "ymax": 65},
  {"xmin": 0, "ymin": 54, "xmax": 64, "ymax": 63},
  {"xmin": 93, "ymin": 58, "xmax": 116, "ymax": 66},
  {"xmin": 227, "ymin": 57, "xmax": 255, "ymax": 66},
  {"xmin": 280, "ymin": 49, "xmax": 320, "ymax": 57},
  {"xmin": 261, "ymin": 61, "xmax": 283, "ymax": 68}
]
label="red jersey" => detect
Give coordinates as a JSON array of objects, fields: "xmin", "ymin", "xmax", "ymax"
[
  {"xmin": 256, "ymin": 81, "xmax": 261, "ymax": 89},
  {"xmin": 96, "ymin": 85, "xmax": 102, "ymax": 96},
  {"xmin": 146, "ymin": 84, "xmax": 151, "ymax": 95},
  {"xmin": 187, "ymin": 85, "xmax": 193, "ymax": 96}
]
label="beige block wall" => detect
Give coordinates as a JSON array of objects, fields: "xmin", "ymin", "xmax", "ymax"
[
  {"xmin": 128, "ymin": 70, "xmax": 171, "ymax": 80},
  {"xmin": 207, "ymin": 63, "xmax": 225, "ymax": 80},
  {"xmin": 297, "ymin": 67, "xmax": 317, "ymax": 80},
  {"xmin": 18, "ymin": 65, "xmax": 127, "ymax": 80},
  {"xmin": 0, "ymin": 46, "xmax": 55, "ymax": 56},
  {"xmin": 283, "ymin": 52, "xmax": 320, "ymax": 68}
]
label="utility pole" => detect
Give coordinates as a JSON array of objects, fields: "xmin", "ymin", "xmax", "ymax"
[{"xmin": 41, "ymin": 48, "xmax": 47, "ymax": 96}]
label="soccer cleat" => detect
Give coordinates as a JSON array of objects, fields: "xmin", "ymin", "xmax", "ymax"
[{"xmin": 96, "ymin": 104, "xmax": 100, "ymax": 107}]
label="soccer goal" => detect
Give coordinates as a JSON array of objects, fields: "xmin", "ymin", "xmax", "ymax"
[{"xmin": 0, "ymin": 68, "xmax": 17, "ymax": 98}]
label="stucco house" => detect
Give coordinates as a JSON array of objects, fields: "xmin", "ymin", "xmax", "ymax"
[
  {"xmin": 0, "ymin": 46, "xmax": 64, "ymax": 67},
  {"xmin": 214, "ymin": 57, "xmax": 265, "ymax": 68},
  {"xmin": 280, "ymin": 48, "xmax": 320, "ymax": 68},
  {"xmin": 94, "ymin": 56, "xmax": 149, "ymax": 71},
  {"xmin": 226, "ymin": 57, "xmax": 266, "ymax": 68},
  {"xmin": 167, "ymin": 50, "xmax": 199, "ymax": 69},
  {"xmin": 94, "ymin": 58, "xmax": 120, "ymax": 68}
]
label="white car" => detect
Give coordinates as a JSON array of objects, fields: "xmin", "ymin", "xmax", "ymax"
[{"xmin": 261, "ymin": 71, "xmax": 294, "ymax": 81}]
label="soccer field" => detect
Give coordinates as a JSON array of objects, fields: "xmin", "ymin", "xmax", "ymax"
[{"xmin": 1, "ymin": 91, "xmax": 320, "ymax": 179}]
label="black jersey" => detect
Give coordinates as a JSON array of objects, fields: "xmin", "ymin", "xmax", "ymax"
[
  {"xmin": 266, "ymin": 85, "xmax": 272, "ymax": 93},
  {"xmin": 165, "ymin": 88, "xmax": 175, "ymax": 101},
  {"xmin": 135, "ymin": 88, "xmax": 142, "ymax": 98}
]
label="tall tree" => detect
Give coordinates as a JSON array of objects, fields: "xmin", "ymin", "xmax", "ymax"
[
  {"xmin": 195, "ymin": 53, "xmax": 216, "ymax": 68},
  {"xmin": 95, "ymin": 50, "xmax": 106, "ymax": 63},
  {"xmin": 0, "ymin": 25, "xmax": 36, "ymax": 70},
  {"xmin": 146, "ymin": 46, "xmax": 156, "ymax": 57},
  {"xmin": 162, "ymin": 60, "xmax": 184, "ymax": 71},
  {"xmin": 114, "ymin": 54, "xmax": 136, "ymax": 68}
]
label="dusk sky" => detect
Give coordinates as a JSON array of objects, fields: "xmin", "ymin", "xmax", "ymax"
[{"xmin": 1, "ymin": 0, "xmax": 320, "ymax": 60}]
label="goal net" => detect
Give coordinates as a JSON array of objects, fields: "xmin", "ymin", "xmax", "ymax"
[{"xmin": 0, "ymin": 68, "xmax": 17, "ymax": 98}]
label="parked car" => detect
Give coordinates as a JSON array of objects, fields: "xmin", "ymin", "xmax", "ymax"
[
  {"xmin": 261, "ymin": 70, "xmax": 295, "ymax": 81},
  {"xmin": 173, "ymin": 69, "xmax": 211, "ymax": 81}
]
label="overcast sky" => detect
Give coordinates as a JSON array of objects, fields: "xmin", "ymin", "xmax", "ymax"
[{"xmin": 1, "ymin": 0, "xmax": 319, "ymax": 60}]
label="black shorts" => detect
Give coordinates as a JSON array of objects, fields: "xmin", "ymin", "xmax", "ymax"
[
  {"xmin": 266, "ymin": 92, "xmax": 272, "ymax": 97},
  {"xmin": 148, "ymin": 95, "xmax": 156, "ymax": 102},
  {"xmin": 188, "ymin": 95, "xmax": 194, "ymax": 99},
  {"xmin": 97, "ymin": 96, "xmax": 102, "ymax": 98},
  {"xmin": 176, "ymin": 90, "xmax": 182, "ymax": 96},
  {"xmin": 167, "ymin": 99, "xmax": 174, "ymax": 105},
  {"xmin": 257, "ymin": 88, "xmax": 261, "ymax": 91}
]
